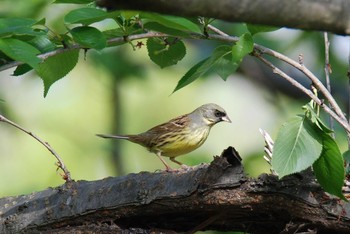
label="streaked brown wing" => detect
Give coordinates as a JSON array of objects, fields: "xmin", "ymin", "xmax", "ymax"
[
  {"xmin": 134, "ymin": 114, "xmax": 189, "ymax": 149},
  {"xmin": 146, "ymin": 114, "xmax": 189, "ymax": 134}
]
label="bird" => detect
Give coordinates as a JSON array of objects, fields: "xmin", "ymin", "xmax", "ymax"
[{"xmin": 97, "ymin": 103, "xmax": 231, "ymax": 170}]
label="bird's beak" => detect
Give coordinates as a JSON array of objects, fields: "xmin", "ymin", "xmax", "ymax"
[{"xmin": 222, "ymin": 116, "xmax": 231, "ymax": 123}]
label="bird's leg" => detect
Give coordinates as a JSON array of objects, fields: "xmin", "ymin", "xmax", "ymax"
[
  {"xmin": 156, "ymin": 152, "xmax": 172, "ymax": 171},
  {"xmin": 170, "ymin": 157, "xmax": 183, "ymax": 166},
  {"xmin": 170, "ymin": 157, "xmax": 190, "ymax": 170}
]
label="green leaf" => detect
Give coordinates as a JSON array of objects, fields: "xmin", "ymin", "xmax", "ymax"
[
  {"xmin": 0, "ymin": 18, "xmax": 43, "ymax": 37},
  {"xmin": 343, "ymin": 150, "xmax": 350, "ymax": 175},
  {"xmin": 232, "ymin": 33, "xmax": 254, "ymax": 63},
  {"xmin": 144, "ymin": 22, "xmax": 190, "ymax": 37},
  {"xmin": 13, "ymin": 64, "xmax": 33, "ymax": 76},
  {"xmin": 213, "ymin": 53, "xmax": 239, "ymax": 81},
  {"xmin": 0, "ymin": 38, "xmax": 41, "ymax": 68},
  {"xmin": 147, "ymin": 38, "xmax": 186, "ymax": 68},
  {"xmin": 141, "ymin": 13, "xmax": 201, "ymax": 33},
  {"xmin": 173, "ymin": 58, "xmax": 209, "ymax": 93},
  {"xmin": 64, "ymin": 8, "xmax": 109, "ymax": 25},
  {"xmin": 173, "ymin": 45, "xmax": 233, "ymax": 92},
  {"xmin": 28, "ymin": 36, "xmax": 56, "ymax": 53},
  {"xmin": 246, "ymin": 24, "xmax": 279, "ymax": 35},
  {"xmin": 303, "ymin": 103, "xmax": 334, "ymax": 134},
  {"xmin": 54, "ymin": 0, "xmax": 94, "ymax": 3},
  {"xmin": 103, "ymin": 28, "xmax": 127, "ymax": 39},
  {"xmin": 70, "ymin": 26, "xmax": 106, "ymax": 50},
  {"xmin": 313, "ymin": 134, "xmax": 346, "ymax": 200},
  {"xmin": 271, "ymin": 115, "xmax": 323, "ymax": 178},
  {"xmin": 35, "ymin": 49, "xmax": 79, "ymax": 97}
]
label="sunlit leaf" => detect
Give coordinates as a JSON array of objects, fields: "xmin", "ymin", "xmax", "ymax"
[
  {"xmin": 173, "ymin": 45, "xmax": 233, "ymax": 92},
  {"xmin": 232, "ymin": 33, "xmax": 254, "ymax": 63},
  {"xmin": 0, "ymin": 38, "xmax": 41, "ymax": 68},
  {"xmin": 173, "ymin": 58, "xmax": 209, "ymax": 93},
  {"xmin": 35, "ymin": 49, "xmax": 79, "ymax": 97},
  {"xmin": 64, "ymin": 8, "xmax": 109, "ymax": 25},
  {"xmin": 271, "ymin": 115, "xmax": 323, "ymax": 177},
  {"xmin": 303, "ymin": 103, "xmax": 333, "ymax": 134}
]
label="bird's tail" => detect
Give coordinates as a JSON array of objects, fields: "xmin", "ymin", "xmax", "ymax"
[{"xmin": 96, "ymin": 134, "xmax": 129, "ymax": 140}]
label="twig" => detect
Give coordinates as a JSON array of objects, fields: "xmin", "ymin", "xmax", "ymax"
[
  {"xmin": 204, "ymin": 25, "xmax": 350, "ymax": 135},
  {"xmin": 207, "ymin": 24, "xmax": 229, "ymax": 37},
  {"xmin": 255, "ymin": 53, "xmax": 350, "ymax": 134},
  {"xmin": 204, "ymin": 32, "xmax": 348, "ymax": 125},
  {"xmin": 253, "ymin": 43, "xmax": 347, "ymax": 123},
  {"xmin": 0, "ymin": 114, "xmax": 72, "ymax": 181},
  {"xmin": 0, "ymin": 32, "xmax": 167, "ymax": 72},
  {"xmin": 324, "ymin": 32, "xmax": 335, "ymax": 137}
]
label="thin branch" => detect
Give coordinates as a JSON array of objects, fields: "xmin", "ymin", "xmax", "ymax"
[
  {"xmin": 0, "ymin": 114, "xmax": 71, "ymax": 181},
  {"xmin": 205, "ymin": 27, "xmax": 350, "ymax": 133},
  {"xmin": 204, "ymin": 24, "xmax": 350, "ymax": 135},
  {"xmin": 207, "ymin": 24, "xmax": 229, "ymax": 37},
  {"xmin": 324, "ymin": 32, "xmax": 335, "ymax": 136},
  {"xmin": 0, "ymin": 32, "xmax": 167, "ymax": 72},
  {"xmin": 255, "ymin": 53, "xmax": 350, "ymax": 133},
  {"xmin": 253, "ymin": 43, "xmax": 348, "ymax": 123}
]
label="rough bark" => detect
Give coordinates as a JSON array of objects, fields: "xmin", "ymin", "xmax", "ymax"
[
  {"xmin": 1, "ymin": 147, "xmax": 350, "ymax": 234},
  {"xmin": 96, "ymin": 0, "xmax": 350, "ymax": 35}
]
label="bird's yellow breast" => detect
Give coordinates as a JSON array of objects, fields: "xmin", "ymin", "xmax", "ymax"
[{"xmin": 150, "ymin": 127, "xmax": 210, "ymax": 157}]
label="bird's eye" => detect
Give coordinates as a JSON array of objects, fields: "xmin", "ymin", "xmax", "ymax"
[{"xmin": 214, "ymin": 110, "xmax": 226, "ymax": 118}]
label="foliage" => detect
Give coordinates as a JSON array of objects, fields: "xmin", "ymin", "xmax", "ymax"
[
  {"xmin": 0, "ymin": 0, "xmax": 348, "ymax": 199},
  {"xmin": 272, "ymin": 102, "xmax": 345, "ymax": 200},
  {"xmin": 0, "ymin": 3, "xmax": 255, "ymax": 96}
]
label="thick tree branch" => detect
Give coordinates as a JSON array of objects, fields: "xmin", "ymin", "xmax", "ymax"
[
  {"xmin": 96, "ymin": 0, "xmax": 350, "ymax": 35},
  {"xmin": 1, "ymin": 147, "xmax": 350, "ymax": 233}
]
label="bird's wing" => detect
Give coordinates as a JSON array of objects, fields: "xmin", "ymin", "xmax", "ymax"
[
  {"xmin": 146, "ymin": 114, "xmax": 189, "ymax": 134},
  {"xmin": 135, "ymin": 114, "xmax": 189, "ymax": 149}
]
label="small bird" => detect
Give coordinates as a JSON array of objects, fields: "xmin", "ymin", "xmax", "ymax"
[{"xmin": 97, "ymin": 103, "xmax": 231, "ymax": 170}]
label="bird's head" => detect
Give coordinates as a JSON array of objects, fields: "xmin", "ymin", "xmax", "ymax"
[{"xmin": 195, "ymin": 103, "xmax": 231, "ymax": 126}]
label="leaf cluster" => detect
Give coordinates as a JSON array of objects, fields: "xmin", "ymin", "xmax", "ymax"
[
  {"xmin": 0, "ymin": 1, "xmax": 263, "ymax": 96},
  {"xmin": 272, "ymin": 102, "xmax": 346, "ymax": 200}
]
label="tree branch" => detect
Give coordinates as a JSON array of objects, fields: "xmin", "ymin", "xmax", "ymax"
[
  {"xmin": 3, "ymin": 29, "xmax": 349, "ymax": 134},
  {"xmin": 1, "ymin": 147, "xmax": 349, "ymax": 233},
  {"xmin": 0, "ymin": 32, "xmax": 168, "ymax": 72},
  {"xmin": 96, "ymin": 0, "xmax": 350, "ymax": 35}
]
